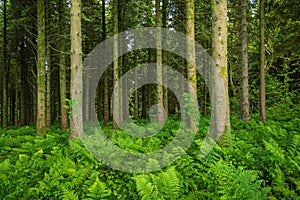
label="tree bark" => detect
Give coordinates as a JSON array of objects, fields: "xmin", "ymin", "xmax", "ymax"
[
  {"xmin": 260, "ymin": 0, "xmax": 266, "ymax": 123},
  {"xmin": 112, "ymin": 0, "xmax": 119, "ymax": 129},
  {"xmin": 58, "ymin": 0, "xmax": 68, "ymax": 130},
  {"xmin": 162, "ymin": 0, "xmax": 168, "ymax": 117},
  {"xmin": 15, "ymin": 73, "xmax": 19, "ymax": 128},
  {"xmin": 37, "ymin": 0, "xmax": 46, "ymax": 135},
  {"xmin": 156, "ymin": 0, "xmax": 164, "ymax": 126},
  {"xmin": 100, "ymin": 0, "xmax": 109, "ymax": 125},
  {"xmin": 241, "ymin": 0, "xmax": 250, "ymax": 121},
  {"xmin": 212, "ymin": 0, "xmax": 231, "ymax": 136},
  {"xmin": 46, "ymin": 46, "xmax": 51, "ymax": 128},
  {"xmin": 2, "ymin": 0, "xmax": 8, "ymax": 128},
  {"xmin": 186, "ymin": 0, "xmax": 198, "ymax": 132},
  {"xmin": 70, "ymin": 0, "xmax": 83, "ymax": 138},
  {"xmin": 134, "ymin": 51, "xmax": 139, "ymax": 119}
]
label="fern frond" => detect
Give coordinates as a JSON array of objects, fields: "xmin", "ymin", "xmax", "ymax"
[{"xmin": 85, "ymin": 176, "xmax": 111, "ymax": 200}]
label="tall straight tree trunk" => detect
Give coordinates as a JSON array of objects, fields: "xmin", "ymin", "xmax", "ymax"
[
  {"xmin": 37, "ymin": 0, "xmax": 46, "ymax": 135},
  {"xmin": 58, "ymin": 0, "xmax": 68, "ymax": 130},
  {"xmin": 260, "ymin": 0, "xmax": 266, "ymax": 123},
  {"xmin": 162, "ymin": 0, "xmax": 168, "ymax": 117},
  {"xmin": 15, "ymin": 73, "xmax": 19, "ymax": 128},
  {"xmin": 241, "ymin": 0, "xmax": 250, "ymax": 121},
  {"xmin": 59, "ymin": 44, "xmax": 68, "ymax": 130},
  {"xmin": 2, "ymin": 0, "xmax": 8, "ymax": 128},
  {"xmin": 212, "ymin": 0, "xmax": 231, "ymax": 136},
  {"xmin": 70, "ymin": 0, "xmax": 83, "ymax": 138},
  {"xmin": 46, "ymin": 46, "xmax": 51, "ymax": 128},
  {"xmin": 112, "ymin": 0, "xmax": 119, "ymax": 129},
  {"xmin": 148, "ymin": 49, "xmax": 152, "ymax": 118},
  {"xmin": 156, "ymin": 0, "xmax": 164, "ymax": 125},
  {"xmin": 134, "ymin": 51, "xmax": 139, "ymax": 119},
  {"xmin": 101, "ymin": 0, "xmax": 109, "ymax": 124},
  {"xmin": 186, "ymin": 0, "xmax": 198, "ymax": 132}
]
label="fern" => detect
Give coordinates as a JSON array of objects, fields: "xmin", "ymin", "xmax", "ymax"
[
  {"xmin": 134, "ymin": 167, "xmax": 181, "ymax": 200},
  {"xmin": 61, "ymin": 187, "xmax": 79, "ymax": 200},
  {"xmin": 85, "ymin": 177, "xmax": 111, "ymax": 200}
]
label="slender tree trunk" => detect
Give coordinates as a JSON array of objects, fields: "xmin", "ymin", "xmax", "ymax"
[
  {"xmin": 260, "ymin": 0, "xmax": 266, "ymax": 123},
  {"xmin": 212, "ymin": 0, "xmax": 231, "ymax": 136},
  {"xmin": 186, "ymin": 0, "xmax": 198, "ymax": 132},
  {"xmin": 46, "ymin": 46, "xmax": 51, "ymax": 128},
  {"xmin": 142, "ymin": 84, "xmax": 147, "ymax": 118},
  {"xmin": 162, "ymin": 0, "xmax": 168, "ymax": 117},
  {"xmin": 15, "ymin": 73, "xmax": 19, "ymax": 128},
  {"xmin": 156, "ymin": 0, "xmax": 164, "ymax": 125},
  {"xmin": 37, "ymin": 0, "xmax": 46, "ymax": 135},
  {"xmin": 134, "ymin": 51, "xmax": 139, "ymax": 119},
  {"xmin": 103, "ymin": 70, "xmax": 109, "ymax": 124},
  {"xmin": 241, "ymin": 0, "xmax": 250, "ymax": 121},
  {"xmin": 84, "ymin": 71, "xmax": 90, "ymax": 121},
  {"xmin": 112, "ymin": 0, "xmax": 119, "ymax": 129},
  {"xmin": 2, "ymin": 0, "xmax": 8, "ymax": 128},
  {"xmin": 100, "ymin": 0, "xmax": 109, "ymax": 124},
  {"xmin": 58, "ymin": 0, "xmax": 68, "ymax": 130},
  {"xmin": 59, "ymin": 43, "xmax": 68, "ymax": 130},
  {"xmin": 70, "ymin": 0, "xmax": 83, "ymax": 138},
  {"xmin": 148, "ymin": 49, "xmax": 152, "ymax": 118}
]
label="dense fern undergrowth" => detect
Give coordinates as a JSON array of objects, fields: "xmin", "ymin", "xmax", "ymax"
[{"xmin": 0, "ymin": 107, "xmax": 299, "ymax": 199}]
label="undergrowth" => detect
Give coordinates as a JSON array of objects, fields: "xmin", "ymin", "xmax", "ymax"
[{"xmin": 0, "ymin": 112, "xmax": 299, "ymax": 199}]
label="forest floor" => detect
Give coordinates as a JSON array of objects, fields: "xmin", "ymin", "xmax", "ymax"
[{"xmin": 0, "ymin": 106, "xmax": 299, "ymax": 199}]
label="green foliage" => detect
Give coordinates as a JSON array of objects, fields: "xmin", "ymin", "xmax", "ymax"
[
  {"xmin": 86, "ymin": 177, "xmax": 111, "ymax": 199},
  {"xmin": 134, "ymin": 167, "xmax": 181, "ymax": 200},
  {"xmin": 0, "ymin": 115, "xmax": 299, "ymax": 199}
]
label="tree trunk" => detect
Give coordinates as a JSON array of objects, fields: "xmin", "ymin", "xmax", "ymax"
[
  {"xmin": 186, "ymin": 0, "xmax": 198, "ymax": 132},
  {"xmin": 260, "ymin": 0, "xmax": 266, "ymax": 123},
  {"xmin": 134, "ymin": 51, "xmax": 139, "ymax": 119},
  {"xmin": 156, "ymin": 0, "xmax": 164, "ymax": 126},
  {"xmin": 148, "ymin": 49, "xmax": 152, "ymax": 119},
  {"xmin": 15, "ymin": 73, "xmax": 19, "ymax": 128},
  {"xmin": 241, "ymin": 0, "xmax": 250, "ymax": 121},
  {"xmin": 37, "ymin": 0, "xmax": 46, "ymax": 135},
  {"xmin": 2, "ymin": 0, "xmax": 8, "ymax": 128},
  {"xmin": 59, "ymin": 43, "xmax": 68, "ymax": 130},
  {"xmin": 70, "ymin": 0, "xmax": 83, "ymax": 138},
  {"xmin": 58, "ymin": 0, "xmax": 68, "ymax": 130},
  {"xmin": 212, "ymin": 0, "xmax": 231, "ymax": 136},
  {"xmin": 112, "ymin": 0, "xmax": 119, "ymax": 129},
  {"xmin": 162, "ymin": 0, "xmax": 168, "ymax": 118},
  {"xmin": 100, "ymin": 0, "xmax": 109, "ymax": 125},
  {"xmin": 46, "ymin": 46, "xmax": 51, "ymax": 128}
]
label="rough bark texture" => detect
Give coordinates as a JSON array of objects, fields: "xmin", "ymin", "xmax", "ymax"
[
  {"xmin": 59, "ymin": 0, "xmax": 68, "ymax": 130},
  {"xmin": 241, "ymin": 0, "xmax": 250, "ymax": 121},
  {"xmin": 156, "ymin": 0, "xmax": 164, "ymax": 126},
  {"xmin": 37, "ymin": 0, "xmax": 46, "ymax": 135},
  {"xmin": 112, "ymin": 0, "xmax": 119, "ymax": 129},
  {"xmin": 70, "ymin": 0, "xmax": 83, "ymax": 138},
  {"xmin": 212, "ymin": 0, "xmax": 231, "ymax": 136},
  {"xmin": 260, "ymin": 0, "xmax": 266, "ymax": 123},
  {"xmin": 186, "ymin": 0, "xmax": 198, "ymax": 132}
]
